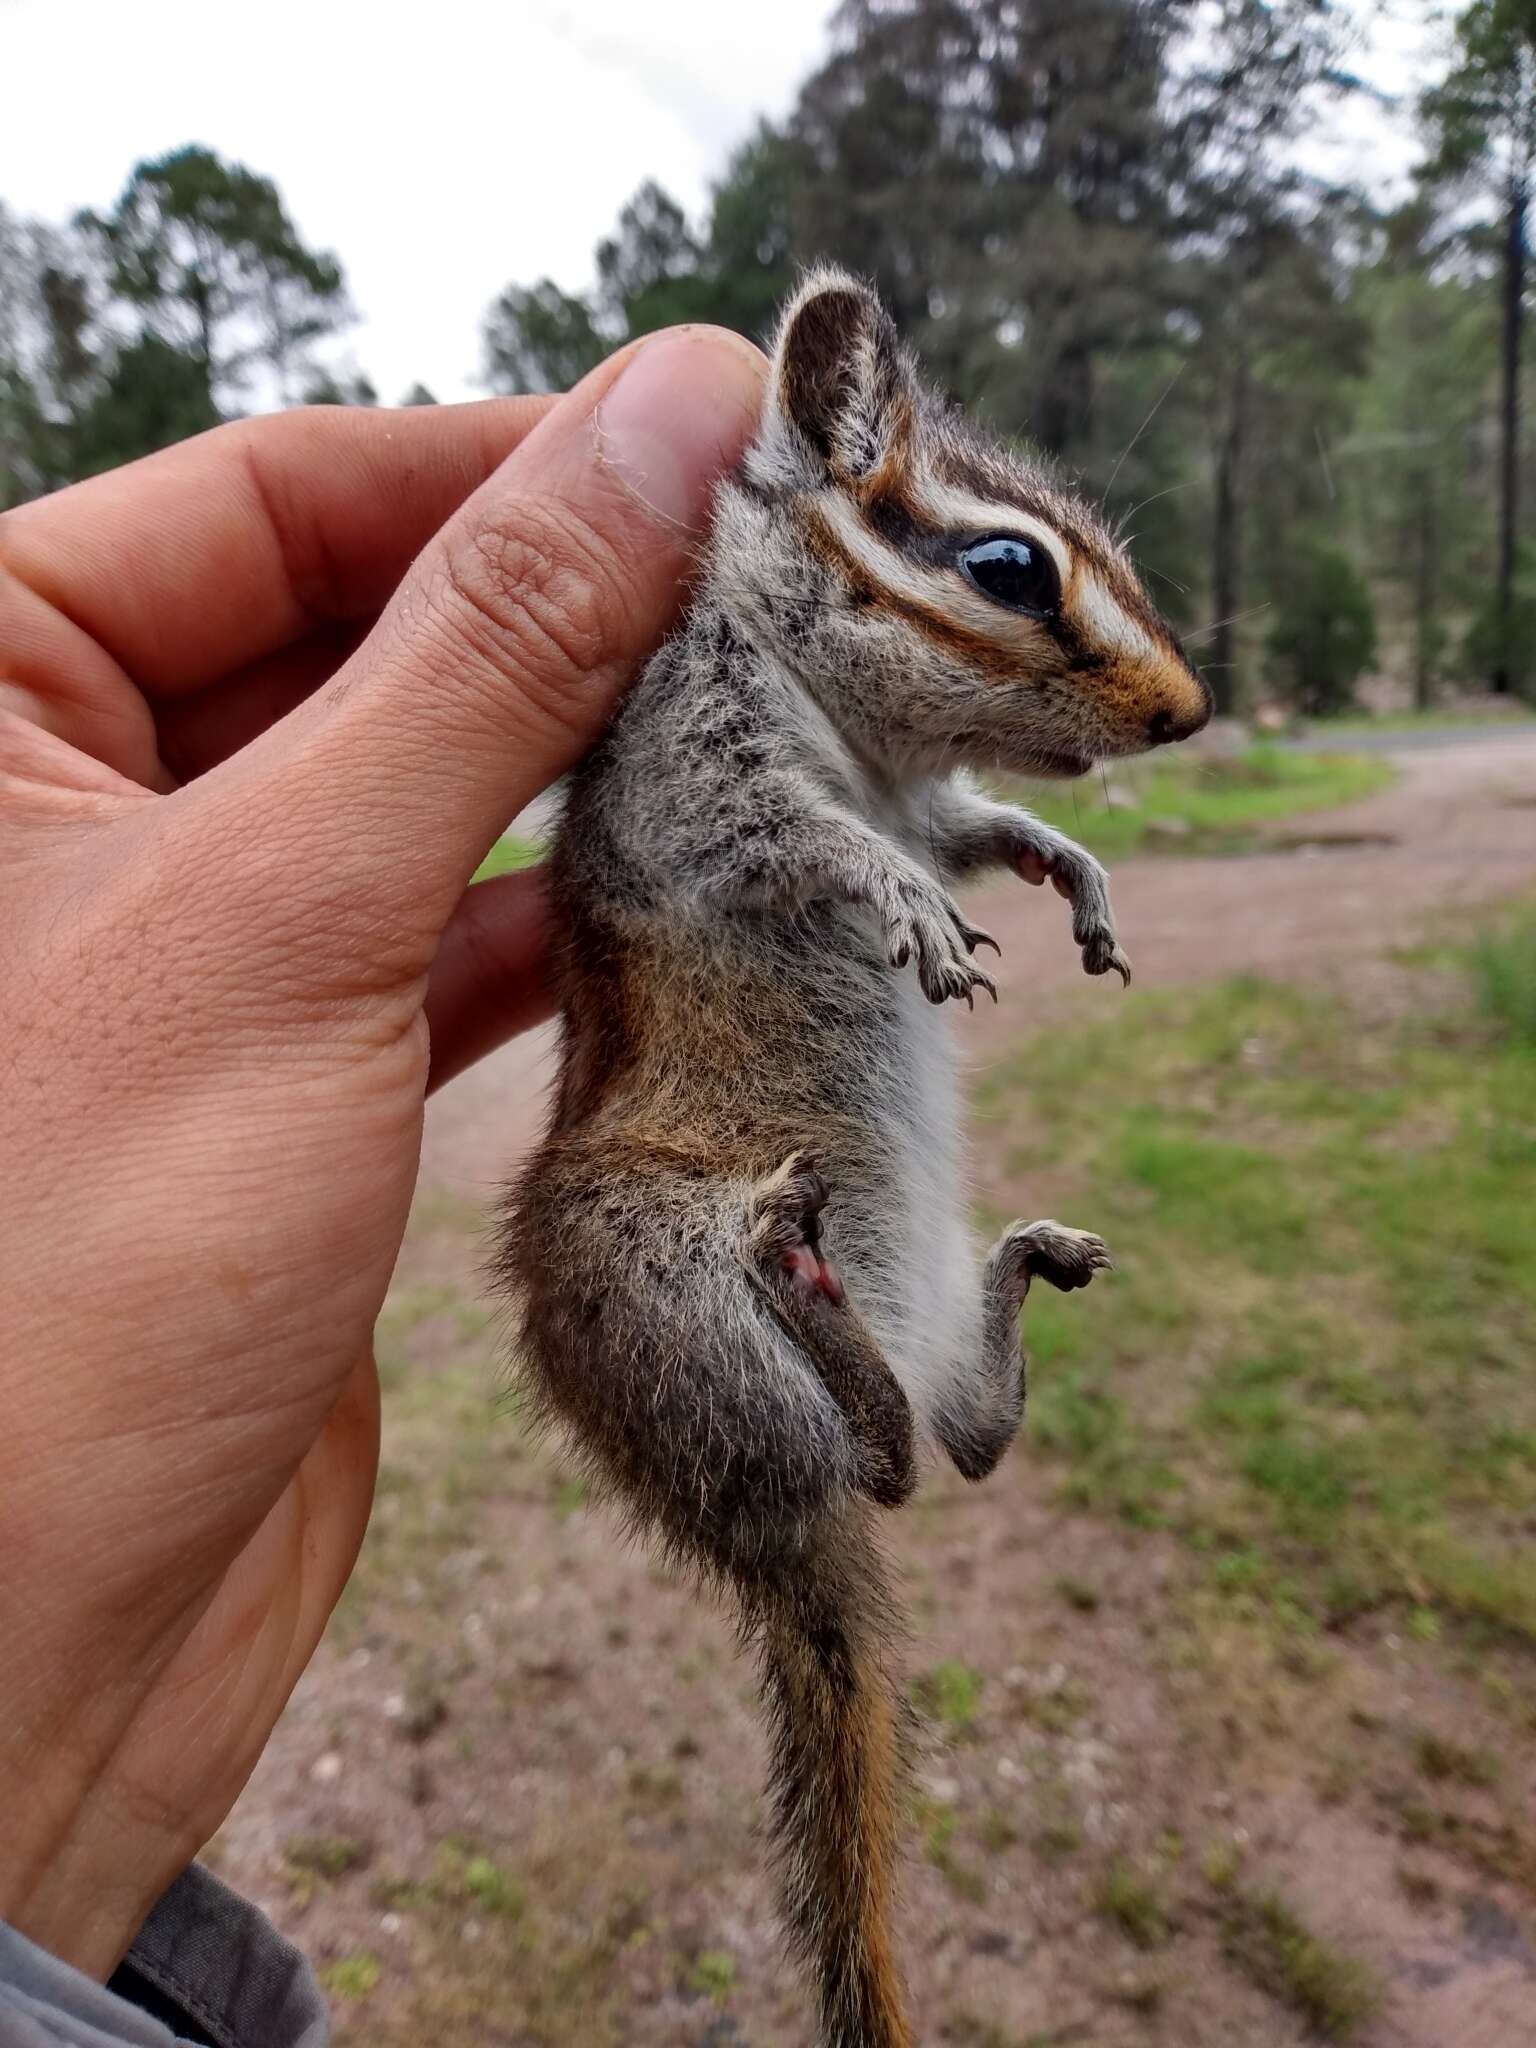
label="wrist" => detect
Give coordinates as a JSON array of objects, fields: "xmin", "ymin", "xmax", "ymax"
[{"xmin": 0, "ymin": 1767, "xmax": 191, "ymax": 1981}]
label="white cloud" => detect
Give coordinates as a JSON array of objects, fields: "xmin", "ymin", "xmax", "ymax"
[{"xmin": 0, "ymin": 0, "xmax": 835, "ymax": 402}]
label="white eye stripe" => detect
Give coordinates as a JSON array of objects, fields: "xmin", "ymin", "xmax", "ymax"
[
  {"xmin": 816, "ymin": 495, "xmax": 959, "ymax": 613},
  {"xmin": 911, "ymin": 474, "xmax": 1163, "ymax": 663},
  {"xmin": 904, "ymin": 476, "xmax": 1071, "ymax": 584},
  {"xmin": 815, "ymin": 495, "xmax": 1054, "ymax": 642},
  {"xmin": 1074, "ymin": 573, "xmax": 1162, "ymax": 664}
]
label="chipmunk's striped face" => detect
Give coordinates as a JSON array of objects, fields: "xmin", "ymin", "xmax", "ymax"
[{"xmin": 718, "ymin": 269, "xmax": 1211, "ymax": 780}]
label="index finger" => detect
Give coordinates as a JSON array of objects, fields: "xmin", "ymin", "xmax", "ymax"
[{"xmin": 0, "ymin": 394, "xmax": 558, "ymax": 696}]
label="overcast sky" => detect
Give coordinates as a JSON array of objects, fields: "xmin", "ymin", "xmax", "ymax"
[{"xmin": 1, "ymin": 0, "xmax": 1436, "ymax": 406}]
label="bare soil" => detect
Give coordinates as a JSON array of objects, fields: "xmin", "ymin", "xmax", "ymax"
[{"xmin": 213, "ymin": 731, "xmax": 1536, "ymax": 2047}]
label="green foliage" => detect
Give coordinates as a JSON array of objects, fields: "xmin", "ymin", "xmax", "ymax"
[
  {"xmin": 461, "ymin": 1854, "xmax": 525, "ymax": 1918},
  {"xmin": 1414, "ymin": 1730, "xmax": 1499, "ymax": 1787},
  {"xmin": 69, "ymin": 336, "xmax": 220, "ymax": 477},
  {"xmin": 1464, "ymin": 546, "xmax": 1536, "ymax": 700},
  {"xmin": 472, "ymin": 0, "xmax": 1395, "ymax": 710},
  {"xmin": 284, "ymin": 1834, "xmax": 368, "ymax": 1879},
  {"xmin": 1015, "ymin": 744, "xmax": 1394, "ymax": 862},
  {"xmin": 1218, "ymin": 1888, "xmax": 1380, "ymax": 2039},
  {"xmin": 914, "ymin": 1659, "xmax": 984, "ymax": 1731},
  {"xmin": 1267, "ymin": 542, "xmax": 1378, "ymax": 716},
  {"xmin": 979, "ymin": 949, "xmax": 1536, "ymax": 1650},
  {"xmin": 2, "ymin": 149, "xmax": 351, "ymax": 496},
  {"xmin": 78, "ymin": 145, "xmax": 348, "ymax": 403},
  {"xmin": 322, "ymin": 1951, "xmax": 382, "ymax": 1998},
  {"xmin": 482, "ymin": 279, "xmax": 609, "ymax": 396},
  {"xmin": 1471, "ymin": 907, "xmax": 1536, "ymax": 1042},
  {"xmin": 685, "ymin": 1949, "xmax": 738, "ymax": 2000},
  {"xmin": 4, "ymin": 4, "xmax": 1535, "ymax": 719},
  {"xmin": 1348, "ymin": 254, "xmax": 1494, "ymax": 707},
  {"xmin": 1096, "ymin": 1859, "xmax": 1169, "ymax": 1949}
]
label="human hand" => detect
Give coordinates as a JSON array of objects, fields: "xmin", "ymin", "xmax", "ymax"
[{"xmin": 0, "ymin": 328, "xmax": 765, "ymax": 1977}]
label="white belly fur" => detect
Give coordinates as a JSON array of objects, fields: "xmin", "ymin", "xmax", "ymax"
[{"xmin": 860, "ymin": 978, "xmax": 980, "ymax": 1433}]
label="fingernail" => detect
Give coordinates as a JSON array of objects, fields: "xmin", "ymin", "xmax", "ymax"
[{"xmin": 594, "ymin": 329, "xmax": 765, "ymax": 531}]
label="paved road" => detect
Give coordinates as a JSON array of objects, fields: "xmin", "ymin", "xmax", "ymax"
[{"xmin": 1289, "ymin": 719, "xmax": 1536, "ymax": 754}]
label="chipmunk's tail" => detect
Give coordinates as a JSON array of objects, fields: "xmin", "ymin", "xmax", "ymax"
[{"xmin": 737, "ymin": 1508, "xmax": 913, "ymax": 2048}]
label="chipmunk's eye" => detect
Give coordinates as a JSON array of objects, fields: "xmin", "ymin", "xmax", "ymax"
[{"xmin": 959, "ymin": 535, "xmax": 1060, "ymax": 618}]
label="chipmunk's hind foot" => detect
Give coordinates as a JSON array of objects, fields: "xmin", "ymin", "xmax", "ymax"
[
  {"xmin": 748, "ymin": 1148, "xmax": 915, "ymax": 1511},
  {"xmin": 935, "ymin": 1220, "xmax": 1113, "ymax": 1485},
  {"xmin": 750, "ymin": 1147, "xmax": 847, "ymax": 1305},
  {"xmin": 996, "ymin": 1218, "xmax": 1113, "ymax": 1297}
]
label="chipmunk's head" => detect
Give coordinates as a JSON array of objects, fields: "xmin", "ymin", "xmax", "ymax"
[{"xmin": 713, "ymin": 268, "xmax": 1211, "ymax": 779}]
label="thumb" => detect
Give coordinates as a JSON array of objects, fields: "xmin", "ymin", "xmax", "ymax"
[{"xmin": 232, "ymin": 325, "xmax": 765, "ymax": 929}]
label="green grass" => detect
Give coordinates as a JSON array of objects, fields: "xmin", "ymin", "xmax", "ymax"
[
  {"xmin": 471, "ymin": 833, "xmax": 543, "ymax": 883},
  {"xmin": 914, "ymin": 1659, "xmax": 985, "ymax": 1732},
  {"xmin": 1096, "ymin": 1859, "xmax": 1170, "ymax": 1949},
  {"xmin": 685, "ymin": 1949, "xmax": 738, "ymax": 2001},
  {"xmin": 978, "ymin": 939, "xmax": 1536, "ymax": 1651},
  {"xmin": 1413, "ymin": 1731, "xmax": 1498, "ymax": 1789},
  {"xmin": 1471, "ymin": 908, "xmax": 1536, "ymax": 1046},
  {"xmin": 1011, "ymin": 741, "xmax": 1393, "ymax": 860},
  {"xmin": 1306, "ymin": 702, "xmax": 1536, "ymax": 737},
  {"xmin": 323, "ymin": 1951, "xmax": 383, "ymax": 1999},
  {"xmin": 285, "ymin": 1834, "xmax": 369, "ymax": 1879},
  {"xmin": 1218, "ymin": 1888, "xmax": 1380, "ymax": 2040}
]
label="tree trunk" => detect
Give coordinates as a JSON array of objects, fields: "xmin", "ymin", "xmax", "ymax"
[
  {"xmin": 1414, "ymin": 468, "xmax": 1439, "ymax": 713},
  {"xmin": 1494, "ymin": 181, "xmax": 1526, "ymax": 695},
  {"xmin": 1209, "ymin": 352, "xmax": 1249, "ymax": 717}
]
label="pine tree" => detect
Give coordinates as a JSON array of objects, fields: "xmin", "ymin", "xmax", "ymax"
[{"xmin": 1424, "ymin": 0, "xmax": 1536, "ymax": 691}]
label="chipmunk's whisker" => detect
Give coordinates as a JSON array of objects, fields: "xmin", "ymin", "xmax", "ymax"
[
  {"xmin": 1184, "ymin": 603, "xmax": 1270, "ymax": 645},
  {"xmin": 1102, "ymin": 359, "xmax": 1188, "ymax": 512}
]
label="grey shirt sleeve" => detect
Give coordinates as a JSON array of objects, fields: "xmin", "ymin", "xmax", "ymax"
[{"xmin": 0, "ymin": 1865, "xmax": 328, "ymax": 2048}]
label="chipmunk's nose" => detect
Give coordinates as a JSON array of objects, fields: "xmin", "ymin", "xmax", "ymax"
[{"xmin": 1146, "ymin": 665, "xmax": 1214, "ymax": 747}]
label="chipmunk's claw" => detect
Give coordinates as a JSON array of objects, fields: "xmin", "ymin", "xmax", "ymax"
[
  {"xmin": 1080, "ymin": 924, "xmax": 1131, "ymax": 986},
  {"xmin": 887, "ymin": 881, "xmax": 1000, "ymax": 1007}
]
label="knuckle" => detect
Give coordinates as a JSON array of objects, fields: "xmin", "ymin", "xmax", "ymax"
[{"xmin": 433, "ymin": 501, "xmax": 639, "ymax": 732}]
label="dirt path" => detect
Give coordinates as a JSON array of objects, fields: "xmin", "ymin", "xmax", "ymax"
[
  {"xmin": 419, "ymin": 730, "xmax": 1536, "ymax": 1206},
  {"xmin": 219, "ymin": 731, "xmax": 1536, "ymax": 2048}
]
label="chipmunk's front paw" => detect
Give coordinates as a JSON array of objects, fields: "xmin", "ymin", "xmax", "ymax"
[
  {"xmin": 1019, "ymin": 836, "xmax": 1130, "ymax": 988},
  {"xmin": 885, "ymin": 881, "xmax": 999, "ymax": 1008}
]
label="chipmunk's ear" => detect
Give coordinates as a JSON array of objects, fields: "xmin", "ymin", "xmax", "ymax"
[{"xmin": 768, "ymin": 268, "xmax": 917, "ymax": 489}]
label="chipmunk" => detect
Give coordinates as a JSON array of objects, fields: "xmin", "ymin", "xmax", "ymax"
[{"xmin": 498, "ymin": 270, "xmax": 1210, "ymax": 2047}]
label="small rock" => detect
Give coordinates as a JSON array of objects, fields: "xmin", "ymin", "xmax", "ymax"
[{"xmin": 309, "ymin": 1751, "xmax": 343, "ymax": 1786}]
